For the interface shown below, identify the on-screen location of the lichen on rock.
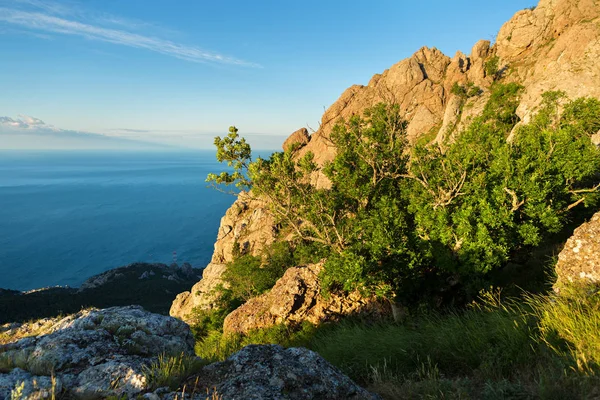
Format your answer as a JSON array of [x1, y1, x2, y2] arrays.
[[555, 211, 600, 290], [0, 306, 195, 399], [187, 344, 380, 400]]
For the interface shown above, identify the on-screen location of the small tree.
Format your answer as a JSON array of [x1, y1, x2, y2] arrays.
[[206, 126, 253, 191]]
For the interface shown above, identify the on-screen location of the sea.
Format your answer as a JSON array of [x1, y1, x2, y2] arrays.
[[0, 150, 242, 291]]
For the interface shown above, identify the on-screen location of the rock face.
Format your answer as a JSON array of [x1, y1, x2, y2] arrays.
[[496, 0, 600, 125], [190, 345, 379, 400], [555, 211, 600, 290], [0, 306, 194, 399], [292, 0, 600, 185], [223, 263, 387, 334], [283, 127, 311, 152], [170, 191, 277, 322]]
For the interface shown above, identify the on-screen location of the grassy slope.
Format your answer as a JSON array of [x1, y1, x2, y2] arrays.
[[191, 286, 600, 399]]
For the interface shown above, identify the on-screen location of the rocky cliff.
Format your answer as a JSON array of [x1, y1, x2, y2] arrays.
[[170, 192, 278, 320], [171, 0, 600, 325]]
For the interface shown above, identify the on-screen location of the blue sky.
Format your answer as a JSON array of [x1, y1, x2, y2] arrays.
[[0, 0, 535, 150]]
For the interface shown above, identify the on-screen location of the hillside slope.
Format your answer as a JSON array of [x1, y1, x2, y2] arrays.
[[171, 0, 600, 322]]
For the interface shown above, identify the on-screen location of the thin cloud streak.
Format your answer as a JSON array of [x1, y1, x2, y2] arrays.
[[0, 7, 261, 67]]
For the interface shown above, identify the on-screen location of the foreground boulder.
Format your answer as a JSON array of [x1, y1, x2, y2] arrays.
[[181, 345, 379, 400], [0, 306, 194, 399], [555, 211, 600, 290], [223, 263, 388, 334]]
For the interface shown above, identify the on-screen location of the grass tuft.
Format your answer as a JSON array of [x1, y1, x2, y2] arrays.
[[143, 353, 205, 391]]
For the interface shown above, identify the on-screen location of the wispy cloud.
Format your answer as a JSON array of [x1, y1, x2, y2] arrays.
[[0, 115, 56, 130], [0, 1, 260, 67], [0, 113, 176, 149]]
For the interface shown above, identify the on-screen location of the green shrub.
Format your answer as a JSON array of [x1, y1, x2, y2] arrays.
[[451, 82, 481, 99], [208, 88, 600, 308], [485, 55, 501, 80]]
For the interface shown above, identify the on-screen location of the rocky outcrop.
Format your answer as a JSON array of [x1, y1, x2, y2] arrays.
[[1, 308, 378, 399], [283, 127, 311, 152], [496, 0, 600, 126], [555, 211, 600, 290], [291, 0, 600, 180], [185, 345, 379, 400], [172, 0, 600, 324], [0, 306, 194, 399], [170, 191, 277, 322], [223, 263, 388, 334], [1, 263, 203, 324]]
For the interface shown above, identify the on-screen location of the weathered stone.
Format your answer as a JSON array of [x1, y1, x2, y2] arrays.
[[187, 345, 380, 400], [283, 127, 310, 152], [223, 263, 388, 335], [0, 306, 195, 399], [555, 211, 600, 290], [0, 368, 61, 400]]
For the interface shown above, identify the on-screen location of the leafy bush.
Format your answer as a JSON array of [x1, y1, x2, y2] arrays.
[[218, 240, 325, 309], [450, 82, 481, 99], [208, 87, 600, 307], [485, 55, 501, 80]]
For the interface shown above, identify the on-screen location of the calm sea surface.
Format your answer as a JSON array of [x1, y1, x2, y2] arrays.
[[0, 150, 236, 290]]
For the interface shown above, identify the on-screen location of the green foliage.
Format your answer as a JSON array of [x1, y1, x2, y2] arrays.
[[407, 85, 600, 296], [190, 286, 600, 399], [221, 254, 266, 302], [206, 126, 253, 191], [194, 322, 317, 362], [560, 97, 600, 135], [143, 353, 205, 391], [309, 288, 600, 399], [219, 240, 320, 307], [532, 285, 600, 374], [310, 299, 535, 381], [484, 55, 501, 80], [209, 87, 600, 305], [187, 306, 231, 340], [450, 82, 481, 99]]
